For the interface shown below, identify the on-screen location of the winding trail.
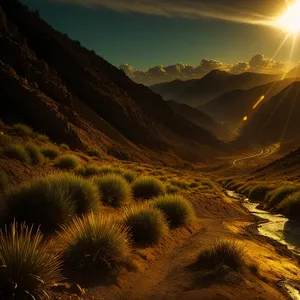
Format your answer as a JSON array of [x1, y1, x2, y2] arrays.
[[233, 149, 266, 166]]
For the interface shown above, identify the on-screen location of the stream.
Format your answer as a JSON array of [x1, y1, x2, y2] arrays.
[[226, 190, 300, 299]]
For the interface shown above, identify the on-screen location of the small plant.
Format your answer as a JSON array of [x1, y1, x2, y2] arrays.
[[154, 195, 195, 228], [123, 171, 137, 183], [132, 176, 165, 200], [248, 262, 259, 275], [0, 222, 62, 299], [278, 191, 300, 220], [196, 241, 245, 278], [54, 154, 80, 170], [4, 143, 30, 163], [123, 205, 168, 245], [93, 174, 131, 207], [87, 150, 101, 157], [60, 213, 130, 274], [41, 147, 60, 159], [0, 171, 8, 192], [13, 123, 33, 137], [166, 184, 180, 194], [59, 143, 70, 150], [36, 133, 50, 142], [25, 143, 44, 165]]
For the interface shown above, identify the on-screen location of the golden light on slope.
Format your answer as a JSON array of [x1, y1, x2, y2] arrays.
[[253, 95, 265, 109], [275, 0, 300, 35], [243, 116, 248, 122]]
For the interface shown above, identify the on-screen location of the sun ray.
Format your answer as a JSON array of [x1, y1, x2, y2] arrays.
[[272, 33, 290, 60]]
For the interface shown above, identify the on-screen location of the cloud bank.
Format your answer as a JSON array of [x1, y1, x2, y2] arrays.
[[120, 54, 293, 85]]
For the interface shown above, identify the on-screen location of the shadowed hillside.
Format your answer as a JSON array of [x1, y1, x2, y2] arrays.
[[0, 0, 229, 164], [151, 70, 281, 107]]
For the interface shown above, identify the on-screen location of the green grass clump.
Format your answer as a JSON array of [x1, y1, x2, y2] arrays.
[[166, 184, 180, 194], [87, 150, 101, 157], [123, 205, 168, 245], [75, 166, 86, 177], [25, 143, 44, 165], [84, 164, 102, 177], [169, 179, 190, 190], [249, 184, 275, 201], [41, 147, 60, 160], [278, 192, 300, 221], [36, 133, 50, 142], [5, 174, 100, 232], [0, 171, 8, 192], [60, 213, 130, 274], [98, 166, 123, 175], [196, 241, 245, 279], [132, 176, 165, 200], [13, 123, 33, 137], [59, 143, 70, 150], [54, 154, 80, 170], [123, 171, 137, 183], [266, 186, 300, 210], [0, 222, 62, 299], [4, 143, 30, 163], [93, 174, 131, 207], [154, 195, 195, 228]]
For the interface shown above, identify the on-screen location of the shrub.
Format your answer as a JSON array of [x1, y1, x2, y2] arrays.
[[87, 150, 101, 157], [0, 171, 8, 192], [132, 176, 165, 200], [5, 174, 100, 232], [278, 192, 300, 220], [196, 241, 245, 277], [166, 184, 180, 194], [36, 133, 50, 142], [41, 147, 60, 159], [25, 143, 44, 165], [154, 195, 195, 228], [59, 143, 70, 150], [93, 174, 131, 207], [0, 222, 62, 299], [123, 171, 137, 183], [123, 205, 168, 245], [13, 123, 33, 137], [60, 213, 130, 274], [267, 186, 300, 210], [249, 184, 275, 201], [4, 143, 30, 163], [54, 154, 80, 170], [169, 179, 190, 190], [84, 164, 102, 177]]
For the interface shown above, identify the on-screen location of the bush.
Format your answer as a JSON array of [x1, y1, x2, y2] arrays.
[[123, 171, 137, 183], [60, 213, 130, 274], [59, 143, 70, 150], [54, 154, 80, 170], [278, 192, 300, 220], [5, 174, 100, 232], [166, 184, 180, 194], [25, 143, 44, 165], [93, 174, 131, 207], [4, 143, 30, 163], [249, 184, 275, 201], [0, 171, 8, 192], [267, 186, 300, 210], [87, 150, 101, 157], [13, 123, 33, 137], [41, 147, 60, 159], [196, 241, 245, 277], [123, 205, 168, 245], [36, 133, 50, 142], [154, 195, 195, 228], [0, 222, 62, 299], [132, 176, 165, 200]]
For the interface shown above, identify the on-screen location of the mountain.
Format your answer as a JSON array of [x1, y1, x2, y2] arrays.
[[0, 0, 229, 164], [236, 82, 300, 145], [166, 100, 230, 139], [199, 78, 298, 128], [150, 70, 281, 107]]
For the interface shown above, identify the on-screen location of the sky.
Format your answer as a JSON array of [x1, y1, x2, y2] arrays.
[[20, 0, 300, 84]]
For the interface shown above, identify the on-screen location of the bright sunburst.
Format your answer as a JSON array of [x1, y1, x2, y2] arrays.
[[275, 0, 300, 35]]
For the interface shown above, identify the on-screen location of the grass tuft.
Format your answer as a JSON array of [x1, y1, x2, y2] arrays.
[[54, 154, 80, 170], [4, 143, 30, 163], [169, 179, 190, 190], [278, 191, 300, 221], [87, 150, 101, 157], [41, 147, 60, 160], [123, 171, 137, 183], [60, 213, 130, 274], [0, 222, 62, 299], [123, 205, 168, 245], [59, 143, 70, 150], [13, 123, 33, 137], [36, 133, 50, 142], [249, 184, 275, 201], [25, 143, 44, 165], [267, 185, 300, 210], [93, 174, 131, 207], [154, 195, 195, 228], [132, 176, 165, 200], [166, 184, 180, 194]]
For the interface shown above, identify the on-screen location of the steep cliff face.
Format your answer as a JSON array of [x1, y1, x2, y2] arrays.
[[0, 1, 228, 164]]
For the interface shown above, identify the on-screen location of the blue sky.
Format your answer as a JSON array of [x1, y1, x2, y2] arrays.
[[21, 0, 299, 70]]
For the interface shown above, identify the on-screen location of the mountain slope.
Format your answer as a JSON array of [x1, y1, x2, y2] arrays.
[[199, 78, 298, 127], [167, 100, 230, 139], [151, 70, 281, 107], [0, 1, 228, 164], [236, 82, 300, 145]]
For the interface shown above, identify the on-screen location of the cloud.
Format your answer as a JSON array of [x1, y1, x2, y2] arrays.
[[52, 0, 283, 28], [121, 54, 293, 85]]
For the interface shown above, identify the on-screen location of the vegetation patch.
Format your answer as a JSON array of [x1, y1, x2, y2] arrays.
[[59, 143, 70, 150], [154, 195, 195, 228], [36, 133, 50, 142], [0, 222, 62, 299], [4, 143, 30, 163], [13, 123, 33, 137], [41, 147, 60, 160], [87, 150, 101, 157], [166, 184, 180, 194], [93, 174, 131, 207], [278, 191, 300, 221], [25, 143, 44, 165], [123, 205, 168, 245], [249, 184, 275, 201], [54, 154, 80, 170], [132, 176, 165, 200], [267, 185, 300, 210], [169, 179, 190, 190], [123, 171, 137, 183], [60, 213, 130, 274]]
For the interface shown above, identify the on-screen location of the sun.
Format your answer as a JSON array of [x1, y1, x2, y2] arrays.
[[275, 0, 300, 35]]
